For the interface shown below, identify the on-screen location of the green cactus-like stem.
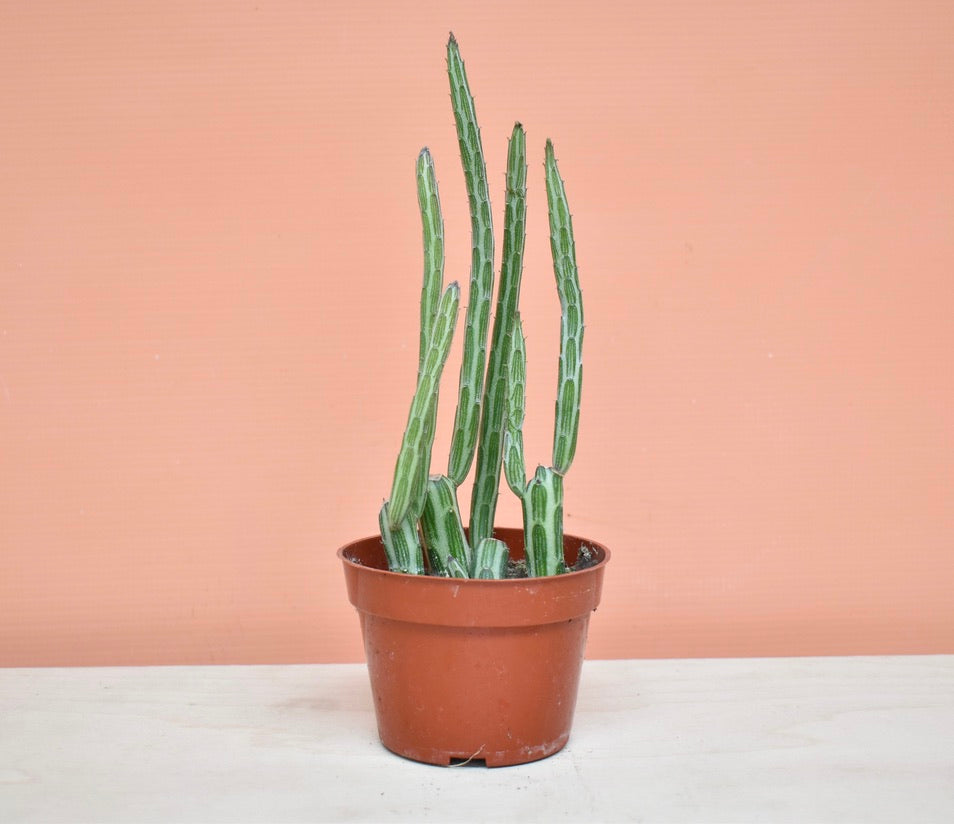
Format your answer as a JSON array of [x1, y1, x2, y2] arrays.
[[470, 122, 527, 547], [473, 537, 510, 579], [420, 474, 471, 576], [503, 315, 527, 496], [523, 465, 566, 577], [388, 282, 460, 529], [446, 34, 494, 486], [379, 501, 425, 575], [417, 390, 439, 522], [416, 148, 444, 371], [445, 555, 469, 578], [545, 140, 583, 475], [416, 148, 445, 508]]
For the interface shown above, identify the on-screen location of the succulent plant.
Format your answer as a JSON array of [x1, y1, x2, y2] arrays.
[[380, 34, 582, 578]]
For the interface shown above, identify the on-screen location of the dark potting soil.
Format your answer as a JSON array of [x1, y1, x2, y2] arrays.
[[362, 541, 601, 578], [504, 544, 599, 578], [568, 543, 600, 572]]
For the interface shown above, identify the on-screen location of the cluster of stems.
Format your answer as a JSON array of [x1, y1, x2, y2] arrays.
[[380, 35, 582, 579]]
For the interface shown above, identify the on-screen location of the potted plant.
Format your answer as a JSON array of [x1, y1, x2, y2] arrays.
[[338, 34, 609, 767]]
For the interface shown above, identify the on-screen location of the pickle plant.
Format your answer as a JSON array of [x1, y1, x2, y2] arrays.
[[380, 34, 582, 579]]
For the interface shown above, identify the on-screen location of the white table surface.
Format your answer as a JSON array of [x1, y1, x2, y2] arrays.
[[1, 656, 952, 823]]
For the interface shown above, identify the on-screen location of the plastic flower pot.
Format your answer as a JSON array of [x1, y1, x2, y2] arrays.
[[339, 527, 609, 767]]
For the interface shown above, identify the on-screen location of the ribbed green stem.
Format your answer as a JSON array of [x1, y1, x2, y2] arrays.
[[416, 148, 444, 512], [379, 501, 424, 575], [417, 391, 438, 522], [503, 315, 527, 496], [473, 537, 510, 580], [545, 140, 583, 475], [388, 283, 460, 529], [470, 123, 527, 547], [522, 465, 566, 577], [446, 555, 469, 578], [416, 148, 444, 370], [446, 34, 494, 486], [420, 474, 471, 576], [380, 39, 584, 580]]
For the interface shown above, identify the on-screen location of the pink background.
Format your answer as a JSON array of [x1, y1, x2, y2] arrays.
[[2, 1, 952, 665]]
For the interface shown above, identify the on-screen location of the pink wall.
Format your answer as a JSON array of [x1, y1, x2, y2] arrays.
[[2, 1, 952, 665]]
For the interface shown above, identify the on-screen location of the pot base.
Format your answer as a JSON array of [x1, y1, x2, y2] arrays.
[[384, 734, 569, 768]]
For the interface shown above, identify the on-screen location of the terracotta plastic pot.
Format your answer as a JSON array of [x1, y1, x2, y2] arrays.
[[338, 527, 609, 767]]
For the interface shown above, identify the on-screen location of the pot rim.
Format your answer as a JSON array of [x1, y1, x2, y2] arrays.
[[337, 527, 611, 584], [338, 527, 609, 627]]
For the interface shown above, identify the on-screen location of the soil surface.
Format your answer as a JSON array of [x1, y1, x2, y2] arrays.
[[360, 540, 601, 578], [504, 544, 600, 578]]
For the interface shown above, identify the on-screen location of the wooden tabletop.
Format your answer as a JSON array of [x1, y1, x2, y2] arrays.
[[2, 656, 952, 822]]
